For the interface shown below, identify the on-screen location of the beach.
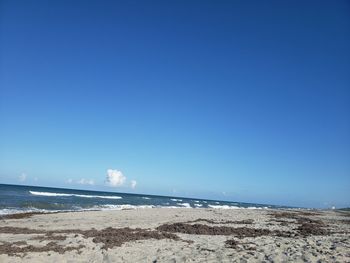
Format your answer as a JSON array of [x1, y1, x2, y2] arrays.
[[2, 0, 350, 261], [0, 208, 349, 262]]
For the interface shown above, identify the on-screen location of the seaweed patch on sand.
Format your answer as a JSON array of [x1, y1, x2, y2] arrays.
[[81, 227, 180, 249], [225, 239, 239, 249], [156, 222, 292, 238], [0, 226, 183, 255], [0, 241, 84, 256], [268, 211, 330, 237], [0, 212, 46, 220], [185, 218, 254, 225]]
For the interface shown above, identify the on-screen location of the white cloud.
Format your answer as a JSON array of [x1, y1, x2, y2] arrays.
[[77, 178, 95, 185], [34, 177, 38, 182], [106, 169, 126, 187], [66, 178, 73, 184], [18, 173, 27, 182], [130, 180, 137, 189]]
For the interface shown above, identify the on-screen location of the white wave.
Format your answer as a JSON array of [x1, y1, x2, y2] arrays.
[[194, 204, 203, 207], [29, 191, 71, 197], [215, 202, 220, 204], [208, 205, 240, 209], [194, 200, 200, 203], [171, 198, 182, 202], [177, 203, 191, 208], [141, 197, 151, 200], [29, 191, 122, 199]]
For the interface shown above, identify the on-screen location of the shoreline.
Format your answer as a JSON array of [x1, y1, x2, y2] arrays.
[[1, 208, 349, 262]]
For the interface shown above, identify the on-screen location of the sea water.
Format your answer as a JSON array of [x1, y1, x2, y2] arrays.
[[0, 184, 286, 215]]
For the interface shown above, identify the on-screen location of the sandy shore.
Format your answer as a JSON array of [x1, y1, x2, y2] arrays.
[[0, 208, 349, 262]]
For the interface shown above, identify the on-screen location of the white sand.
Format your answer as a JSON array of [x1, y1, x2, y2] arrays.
[[0, 208, 349, 262]]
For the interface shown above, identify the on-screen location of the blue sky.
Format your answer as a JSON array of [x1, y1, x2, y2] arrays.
[[0, 0, 349, 208]]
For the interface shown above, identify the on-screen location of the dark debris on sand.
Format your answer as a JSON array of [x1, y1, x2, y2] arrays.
[[156, 222, 292, 238], [0, 227, 44, 235], [185, 218, 254, 225], [225, 239, 239, 249], [0, 226, 183, 254], [0, 212, 46, 220], [82, 227, 180, 249], [296, 223, 330, 237], [157, 210, 333, 240], [0, 241, 84, 256], [269, 211, 331, 237], [31, 234, 67, 241]]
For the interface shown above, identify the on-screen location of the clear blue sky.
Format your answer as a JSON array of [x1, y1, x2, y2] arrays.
[[1, 0, 349, 208]]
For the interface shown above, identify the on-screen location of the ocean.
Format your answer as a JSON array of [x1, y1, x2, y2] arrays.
[[0, 184, 286, 215]]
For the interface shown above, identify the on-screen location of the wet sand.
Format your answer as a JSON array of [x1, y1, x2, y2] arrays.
[[0, 208, 349, 262]]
